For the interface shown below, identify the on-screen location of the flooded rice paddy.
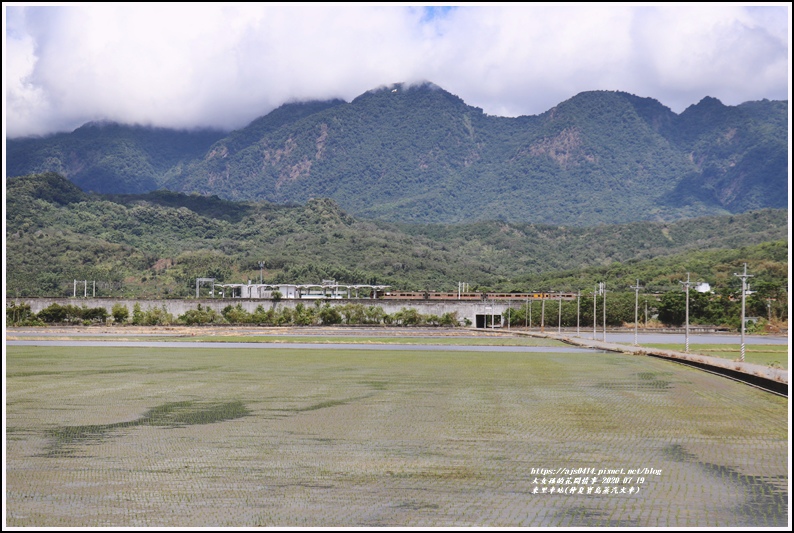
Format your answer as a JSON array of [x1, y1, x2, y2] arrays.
[[5, 341, 788, 527]]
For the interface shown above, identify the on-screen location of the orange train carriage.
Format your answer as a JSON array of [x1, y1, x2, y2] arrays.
[[381, 291, 578, 301]]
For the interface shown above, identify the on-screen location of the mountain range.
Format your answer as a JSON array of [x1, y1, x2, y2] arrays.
[[6, 82, 788, 226]]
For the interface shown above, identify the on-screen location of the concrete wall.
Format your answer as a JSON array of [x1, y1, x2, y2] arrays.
[[10, 297, 512, 327]]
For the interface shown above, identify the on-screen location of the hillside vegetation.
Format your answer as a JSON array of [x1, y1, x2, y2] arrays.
[[6, 174, 787, 322], [7, 122, 225, 195], [7, 83, 788, 226]]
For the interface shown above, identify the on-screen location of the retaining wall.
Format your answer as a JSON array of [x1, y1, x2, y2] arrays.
[[9, 297, 511, 326]]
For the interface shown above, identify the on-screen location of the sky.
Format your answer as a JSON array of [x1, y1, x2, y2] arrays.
[[3, 3, 791, 138]]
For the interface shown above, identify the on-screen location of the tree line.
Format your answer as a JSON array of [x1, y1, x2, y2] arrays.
[[500, 284, 785, 332], [6, 174, 788, 302], [8, 279, 785, 332]]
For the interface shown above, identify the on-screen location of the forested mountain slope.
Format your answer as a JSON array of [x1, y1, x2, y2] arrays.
[[7, 83, 787, 226], [6, 173, 788, 299]]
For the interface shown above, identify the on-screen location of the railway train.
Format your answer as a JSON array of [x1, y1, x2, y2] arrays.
[[381, 291, 579, 301]]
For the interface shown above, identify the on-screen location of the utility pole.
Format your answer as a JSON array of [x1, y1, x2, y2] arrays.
[[558, 292, 562, 334], [529, 300, 532, 331], [602, 282, 606, 343], [593, 284, 598, 340], [679, 273, 693, 353], [630, 279, 642, 346], [541, 297, 545, 333], [525, 298, 528, 329], [258, 261, 265, 284], [734, 263, 753, 362], [576, 290, 580, 337]]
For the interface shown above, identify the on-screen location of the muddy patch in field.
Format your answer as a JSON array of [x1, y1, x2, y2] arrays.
[[41, 400, 250, 457], [595, 371, 674, 392], [662, 444, 787, 527]]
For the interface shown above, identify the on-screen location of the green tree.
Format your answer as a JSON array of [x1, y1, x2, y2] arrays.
[[142, 305, 175, 325], [180, 303, 224, 325], [132, 303, 144, 325], [365, 305, 387, 324], [6, 301, 42, 326], [746, 280, 786, 321], [318, 304, 342, 325], [393, 308, 422, 326], [424, 314, 440, 326], [339, 303, 366, 325], [293, 302, 316, 325], [439, 311, 459, 326], [82, 306, 108, 323], [251, 305, 275, 325], [604, 292, 638, 326], [657, 291, 686, 326], [37, 303, 69, 323], [112, 303, 129, 324], [275, 307, 294, 325], [222, 304, 252, 324]]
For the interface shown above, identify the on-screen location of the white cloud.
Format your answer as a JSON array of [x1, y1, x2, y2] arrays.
[[3, 4, 790, 137], [5, 18, 50, 131], [626, 5, 790, 110]]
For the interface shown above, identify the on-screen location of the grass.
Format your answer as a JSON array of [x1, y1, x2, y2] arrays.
[[164, 334, 567, 346], [638, 343, 789, 369], [6, 332, 568, 347], [6, 344, 788, 527]]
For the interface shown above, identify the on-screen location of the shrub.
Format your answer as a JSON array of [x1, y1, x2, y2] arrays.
[[222, 304, 252, 324], [37, 303, 69, 323], [81, 306, 108, 323], [439, 311, 459, 327], [6, 302, 43, 326], [112, 303, 130, 324], [339, 303, 366, 325], [251, 305, 275, 325], [318, 304, 342, 325], [293, 303, 317, 325], [133, 305, 175, 326], [365, 306, 387, 324], [180, 304, 225, 325], [37, 303, 107, 324], [132, 303, 144, 325], [275, 307, 294, 325], [393, 308, 422, 326]]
